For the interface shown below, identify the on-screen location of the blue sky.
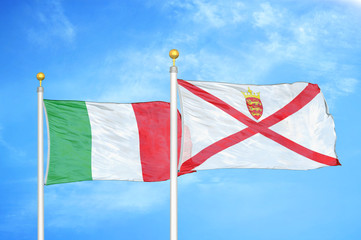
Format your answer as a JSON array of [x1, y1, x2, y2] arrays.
[[1, 0, 361, 239]]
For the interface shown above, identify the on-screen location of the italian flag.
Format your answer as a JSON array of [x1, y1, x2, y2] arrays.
[[44, 100, 181, 185]]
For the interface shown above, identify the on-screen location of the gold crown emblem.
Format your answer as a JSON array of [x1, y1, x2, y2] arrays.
[[241, 87, 260, 99]]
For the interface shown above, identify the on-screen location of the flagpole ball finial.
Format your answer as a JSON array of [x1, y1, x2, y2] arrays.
[[169, 49, 179, 66], [36, 72, 45, 87]]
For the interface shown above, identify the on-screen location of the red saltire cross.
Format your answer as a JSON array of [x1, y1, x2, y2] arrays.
[[177, 79, 340, 174]]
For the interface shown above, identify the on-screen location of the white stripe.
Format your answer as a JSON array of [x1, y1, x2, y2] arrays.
[[86, 102, 143, 181]]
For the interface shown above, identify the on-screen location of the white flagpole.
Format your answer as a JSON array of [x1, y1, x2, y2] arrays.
[[169, 49, 179, 240], [37, 72, 45, 240]]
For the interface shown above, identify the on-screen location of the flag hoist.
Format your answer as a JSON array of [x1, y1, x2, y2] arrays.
[[37, 72, 45, 240], [169, 49, 179, 240]]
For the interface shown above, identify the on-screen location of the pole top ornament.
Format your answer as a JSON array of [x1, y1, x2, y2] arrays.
[[169, 49, 179, 66], [37, 72, 45, 87]]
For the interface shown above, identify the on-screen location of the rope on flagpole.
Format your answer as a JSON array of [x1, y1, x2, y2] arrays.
[[37, 72, 45, 240], [169, 49, 179, 240]]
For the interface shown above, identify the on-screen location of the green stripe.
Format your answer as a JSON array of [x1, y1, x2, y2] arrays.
[[44, 100, 92, 185]]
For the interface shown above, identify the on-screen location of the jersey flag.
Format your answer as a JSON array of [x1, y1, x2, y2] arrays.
[[44, 100, 181, 185], [177, 79, 340, 174]]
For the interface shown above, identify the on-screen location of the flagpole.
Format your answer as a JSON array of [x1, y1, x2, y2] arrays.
[[169, 49, 179, 240], [37, 72, 45, 240]]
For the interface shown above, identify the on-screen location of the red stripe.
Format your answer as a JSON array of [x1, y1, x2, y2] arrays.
[[259, 128, 341, 166], [178, 79, 257, 129], [178, 80, 339, 173], [260, 84, 320, 128], [180, 128, 257, 173], [132, 102, 182, 182]]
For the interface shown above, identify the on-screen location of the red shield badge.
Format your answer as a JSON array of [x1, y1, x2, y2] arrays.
[[242, 88, 263, 120]]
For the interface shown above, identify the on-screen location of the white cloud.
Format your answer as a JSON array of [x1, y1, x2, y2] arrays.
[[0, 179, 169, 232], [45, 181, 168, 228], [320, 78, 359, 109], [27, 0, 75, 45], [334, 78, 358, 94], [164, 0, 246, 28], [0, 175, 184, 233], [241, 2, 361, 85], [192, 0, 245, 27], [333, 0, 361, 7], [329, 78, 358, 95], [0, 201, 36, 233], [178, 172, 202, 187], [42, 45, 175, 103], [253, 2, 283, 27], [93, 47, 171, 103], [0, 126, 26, 158], [46, 1, 360, 109], [87, 1, 359, 94]]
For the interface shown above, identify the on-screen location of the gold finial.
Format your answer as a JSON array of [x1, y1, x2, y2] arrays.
[[36, 72, 45, 87], [169, 49, 179, 66]]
